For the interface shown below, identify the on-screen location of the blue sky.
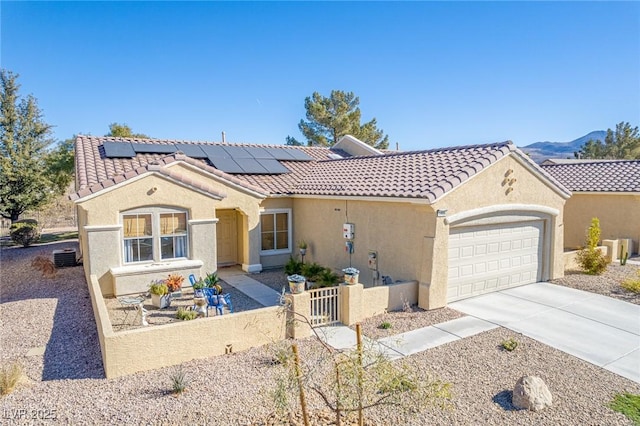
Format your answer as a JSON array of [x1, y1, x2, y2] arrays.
[[2, 1, 638, 151]]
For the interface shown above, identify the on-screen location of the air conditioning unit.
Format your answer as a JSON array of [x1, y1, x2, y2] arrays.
[[53, 249, 77, 267]]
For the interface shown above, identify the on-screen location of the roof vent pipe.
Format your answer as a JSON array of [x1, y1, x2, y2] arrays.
[[222, 131, 226, 143]]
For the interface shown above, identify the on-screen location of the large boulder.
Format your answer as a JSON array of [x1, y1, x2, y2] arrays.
[[512, 375, 552, 411]]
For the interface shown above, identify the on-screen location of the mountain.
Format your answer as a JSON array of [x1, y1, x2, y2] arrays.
[[519, 131, 606, 163]]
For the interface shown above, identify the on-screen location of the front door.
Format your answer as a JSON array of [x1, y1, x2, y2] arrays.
[[216, 210, 238, 266]]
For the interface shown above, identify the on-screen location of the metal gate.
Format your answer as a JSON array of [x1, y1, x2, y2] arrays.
[[308, 286, 341, 327]]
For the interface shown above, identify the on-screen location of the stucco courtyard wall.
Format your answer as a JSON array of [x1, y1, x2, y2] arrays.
[[563, 193, 640, 253], [88, 275, 286, 378]]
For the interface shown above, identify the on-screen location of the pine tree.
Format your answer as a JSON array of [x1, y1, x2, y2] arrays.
[[297, 90, 389, 149]]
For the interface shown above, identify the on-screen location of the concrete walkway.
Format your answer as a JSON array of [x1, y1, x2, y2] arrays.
[[218, 268, 282, 307], [316, 315, 498, 361]]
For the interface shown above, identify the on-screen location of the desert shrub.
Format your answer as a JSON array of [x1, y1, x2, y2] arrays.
[[621, 270, 640, 294], [0, 361, 23, 395], [175, 307, 198, 321], [301, 262, 325, 282], [609, 392, 640, 424], [378, 321, 392, 330], [169, 365, 189, 395], [500, 337, 518, 352], [576, 218, 609, 275], [9, 220, 40, 247]]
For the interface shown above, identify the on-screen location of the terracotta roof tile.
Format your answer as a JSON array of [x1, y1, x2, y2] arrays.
[[541, 160, 640, 192], [72, 136, 566, 203]]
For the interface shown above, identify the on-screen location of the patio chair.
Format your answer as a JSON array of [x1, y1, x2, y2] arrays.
[[189, 274, 197, 286], [117, 294, 147, 326], [201, 287, 224, 316], [221, 293, 233, 313]]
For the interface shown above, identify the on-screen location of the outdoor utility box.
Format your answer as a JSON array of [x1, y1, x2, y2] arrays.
[[53, 249, 77, 267], [343, 223, 355, 239]]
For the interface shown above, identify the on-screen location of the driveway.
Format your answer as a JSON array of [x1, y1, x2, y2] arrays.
[[449, 282, 640, 383]]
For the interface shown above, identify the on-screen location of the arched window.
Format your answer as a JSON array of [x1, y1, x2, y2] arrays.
[[122, 207, 188, 263]]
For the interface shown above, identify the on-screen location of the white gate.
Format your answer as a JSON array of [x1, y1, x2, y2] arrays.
[[308, 287, 341, 327]]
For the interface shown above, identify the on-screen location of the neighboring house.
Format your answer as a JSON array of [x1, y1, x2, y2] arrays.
[[72, 135, 569, 309], [541, 159, 640, 253]]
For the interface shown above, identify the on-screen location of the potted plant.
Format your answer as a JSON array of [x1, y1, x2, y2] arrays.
[[192, 278, 206, 298], [287, 274, 306, 294], [342, 267, 360, 285], [204, 272, 219, 288], [165, 273, 185, 298], [298, 240, 308, 257], [149, 280, 171, 309]]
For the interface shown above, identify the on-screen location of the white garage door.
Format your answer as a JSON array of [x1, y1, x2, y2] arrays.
[[447, 221, 543, 302]]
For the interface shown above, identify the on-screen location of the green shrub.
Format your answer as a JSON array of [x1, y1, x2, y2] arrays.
[[149, 281, 169, 295], [576, 218, 609, 275], [176, 307, 198, 321], [316, 269, 340, 288], [609, 392, 640, 424], [284, 256, 303, 276], [9, 220, 40, 247], [0, 361, 23, 395], [500, 337, 518, 352], [302, 262, 325, 282], [621, 271, 640, 294], [378, 321, 392, 330]]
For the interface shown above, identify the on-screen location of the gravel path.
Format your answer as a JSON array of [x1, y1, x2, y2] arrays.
[[1, 244, 639, 425]]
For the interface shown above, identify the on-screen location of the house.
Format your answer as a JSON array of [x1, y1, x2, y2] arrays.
[[541, 159, 640, 254], [72, 135, 569, 309]]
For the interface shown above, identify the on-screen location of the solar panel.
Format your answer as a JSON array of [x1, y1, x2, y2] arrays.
[[132, 143, 177, 154], [265, 147, 297, 161], [175, 143, 207, 158], [221, 146, 253, 159], [102, 142, 136, 158], [286, 149, 313, 161], [235, 158, 269, 174], [201, 145, 231, 159], [257, 159, 290, 173], [207, 157, 245, 173], [245, 147, 276, 159]]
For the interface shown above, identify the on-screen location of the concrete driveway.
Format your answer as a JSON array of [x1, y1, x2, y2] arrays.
[[449, 283, 640, 383]]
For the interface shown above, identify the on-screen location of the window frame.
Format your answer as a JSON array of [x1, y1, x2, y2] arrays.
[[259, 208, 292, 255], [121, 207, 189, 264]]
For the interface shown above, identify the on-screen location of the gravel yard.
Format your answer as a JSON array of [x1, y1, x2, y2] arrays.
[[551, 261, 640, 305], [1, 242, 639, 425]]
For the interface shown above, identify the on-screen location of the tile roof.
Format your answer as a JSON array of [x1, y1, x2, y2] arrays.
[[541, 160, 640, 192], [294, 142, 520, 202], [74, 136, 566, 203]]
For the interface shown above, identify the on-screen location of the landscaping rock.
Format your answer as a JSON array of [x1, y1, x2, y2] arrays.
[[512, 375, 552, 411]]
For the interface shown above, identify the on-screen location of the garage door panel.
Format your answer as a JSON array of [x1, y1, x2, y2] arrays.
[[447, 221, 543, 302]]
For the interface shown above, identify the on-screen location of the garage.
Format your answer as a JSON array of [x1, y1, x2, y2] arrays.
[[447, 220, 544, 302]]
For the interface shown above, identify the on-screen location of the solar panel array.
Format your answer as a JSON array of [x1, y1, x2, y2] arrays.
[[101, 141, 313, 174]]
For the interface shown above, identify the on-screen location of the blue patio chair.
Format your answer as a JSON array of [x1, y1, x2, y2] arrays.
[[201, 287, 224, 316], [221, 293, 233, 313], [189, 274, 197, 286]]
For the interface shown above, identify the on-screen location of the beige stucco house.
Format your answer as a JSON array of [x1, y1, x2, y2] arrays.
[[541, 159, 640, 255], [72, 135, 570, 309]]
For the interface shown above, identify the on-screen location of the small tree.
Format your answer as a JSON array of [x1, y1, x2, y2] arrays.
[[576, 217, 609, 275], [269, 302, 451, 425]]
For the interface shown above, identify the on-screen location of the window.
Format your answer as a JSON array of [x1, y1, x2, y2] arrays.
[[260, 209, 291, 254], [122, 208, 188, 263]]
